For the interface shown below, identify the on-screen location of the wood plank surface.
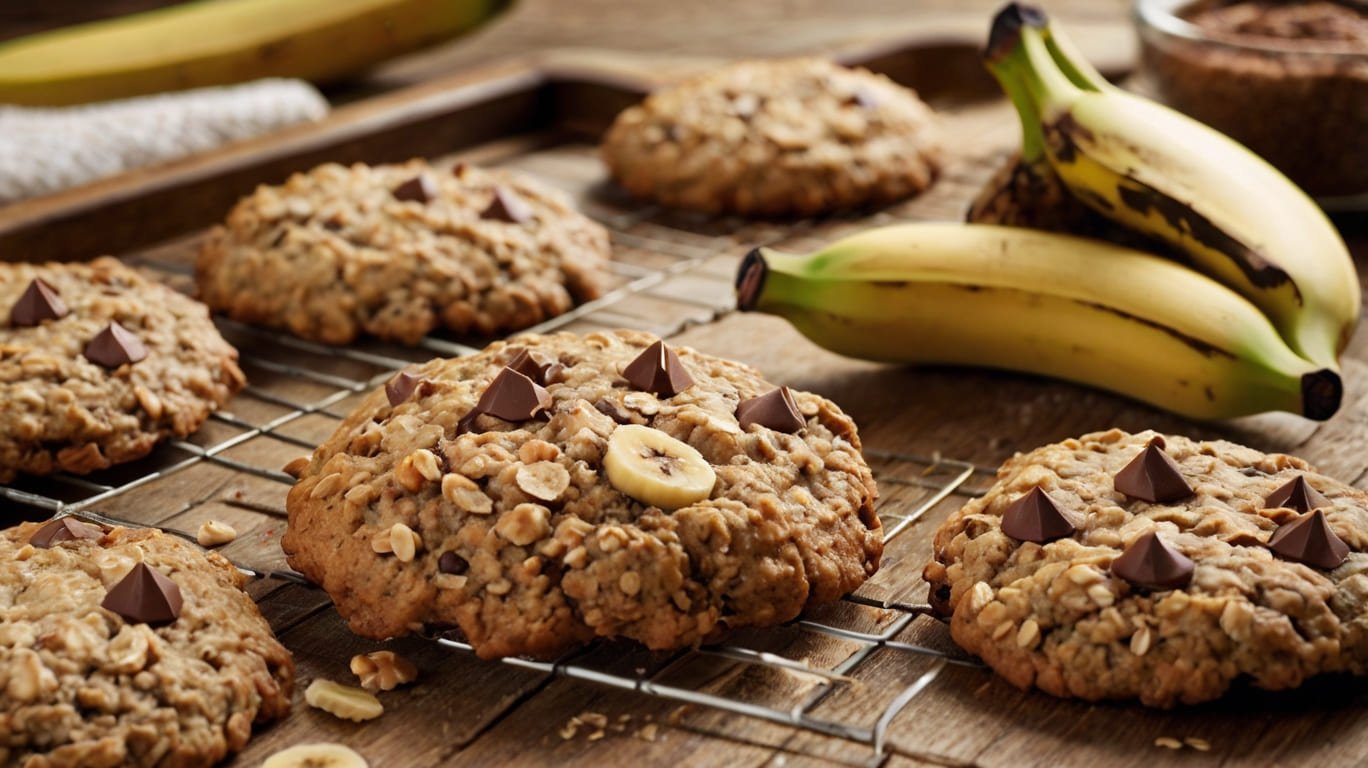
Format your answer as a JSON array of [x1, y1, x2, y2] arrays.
[[6, 1, 1368, 767]]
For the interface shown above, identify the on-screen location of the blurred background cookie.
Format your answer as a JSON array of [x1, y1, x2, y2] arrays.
[[195, 160, 613, 345], [601, 57, 942, 217]]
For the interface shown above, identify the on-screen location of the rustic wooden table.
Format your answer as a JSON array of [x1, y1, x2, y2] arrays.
[[6, 1, 1368, 767]]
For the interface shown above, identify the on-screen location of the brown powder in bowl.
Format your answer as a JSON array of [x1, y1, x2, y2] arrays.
[[1139, 0, 1368, 198]]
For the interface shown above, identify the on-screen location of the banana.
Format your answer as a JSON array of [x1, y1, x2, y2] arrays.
[[304, 678, 384, 722], [984, 3, 1359, 370], [0, 0, 504, 106], [604, 424, 716, 510], [262, 743, 369, 768], [734, 222, 1341, 421], [966, 151, 1156, 252]]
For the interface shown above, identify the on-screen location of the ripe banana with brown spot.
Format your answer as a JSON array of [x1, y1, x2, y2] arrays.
[[735, 222, 1341, 421], [984, 3, 1359, 371]]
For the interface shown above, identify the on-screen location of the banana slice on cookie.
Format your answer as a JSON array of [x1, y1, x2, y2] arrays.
[[604, 424, 715, 510], [262, 742, 369, 768]]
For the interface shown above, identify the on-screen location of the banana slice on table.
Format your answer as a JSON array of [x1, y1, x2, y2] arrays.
[[261, 742, 369, 768], [304, 678, 384, 722], [604, 424, 715, 510]]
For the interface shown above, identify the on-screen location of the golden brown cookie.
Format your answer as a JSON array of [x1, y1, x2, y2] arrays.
[[282, 330, 881, 658], [602, 58, 941, 217], [0, 522, 293, 766], [195, 160, 613, 345], [924, 429, 1368, 707], [0, 257, 245, 482]]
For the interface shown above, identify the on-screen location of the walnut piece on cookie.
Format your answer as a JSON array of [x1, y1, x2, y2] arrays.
[[923, 429, 1368, 707], [282, 330, 882, 659], [195, 160, 614, 345], [0, 257, 245, 482], [601, 57, 941, 217], [0, 522, 293, 767]]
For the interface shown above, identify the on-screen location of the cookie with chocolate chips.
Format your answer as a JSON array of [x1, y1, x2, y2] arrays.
[[0, 521, 293, 767], [0, 257, 245, 482], [195, 159, 614, 345], [281, 330, 881, 658], [601, 58, 942, 217], [923, 429, 1368, 707]]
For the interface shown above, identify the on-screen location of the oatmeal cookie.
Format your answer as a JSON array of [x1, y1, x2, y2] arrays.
[[195, 160, 613, 345], [0, 258, 245, 482], [601, 57, 941, 217], [0, 521, 293, 767], [923, 429, 1368, 707], [282, 330, 881, 659]]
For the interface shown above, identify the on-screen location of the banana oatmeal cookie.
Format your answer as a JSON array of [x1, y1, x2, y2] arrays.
[[0, 257, 245, 482], [195, 160, 613, 345], [282, 330, 881, 658], [0, 521, 293, 767], [923, 429, 1368, 707], [601, 57, 942, 217]]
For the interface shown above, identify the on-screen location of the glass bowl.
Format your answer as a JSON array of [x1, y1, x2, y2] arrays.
[[1134, 0, 1368, 200]]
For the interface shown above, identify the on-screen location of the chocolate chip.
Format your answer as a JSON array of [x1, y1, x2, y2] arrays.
[[455, 411, 482, 436], [10, 278, 69, 327], [1264, 475, 1330, 513], [1268, 509, 1350, 569], [451, 162, 469, 178], [29, 517, 104, 548], [543, 362, 566, 385], [1000, 487, 1075, 543], [459, 367, 553, 434], [1110, 531, 1194, 590], [392, 173, 437, 203], [84, 321, 147, 368], [736, 386, 804, 432], [623, 341, 693, 397], [1113, 437, 1193, 503], [438, 551, 469, 575], [386, 371, 422, 407], [100, 562, 183, 625], [507, 348, 554, 385], [481, 186, 534, 224]]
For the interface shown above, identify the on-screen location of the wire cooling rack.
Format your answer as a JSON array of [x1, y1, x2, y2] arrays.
[[2, 198, 997, 766]]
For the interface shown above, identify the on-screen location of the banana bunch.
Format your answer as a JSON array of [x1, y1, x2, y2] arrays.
[[974, 3, 1358, 371], [734, 5, 1358, 422]]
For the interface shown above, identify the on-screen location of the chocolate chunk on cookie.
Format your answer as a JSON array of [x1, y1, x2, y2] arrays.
[[0, 523, 293, 766], [602, 58, 941, 217], [282, 330, 881, 659], [195, 160, 614, 345], [923, 429, 1368, 707], [0, 258, 245, 482]]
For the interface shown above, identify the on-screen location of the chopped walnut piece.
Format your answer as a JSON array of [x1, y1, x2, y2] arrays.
[[350, 650, 418, 691]]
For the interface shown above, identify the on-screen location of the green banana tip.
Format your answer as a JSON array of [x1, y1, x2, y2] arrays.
[[1302, 369, 1343, 421], [985, 3, 1048, 62], [735, 247, 769, 312]]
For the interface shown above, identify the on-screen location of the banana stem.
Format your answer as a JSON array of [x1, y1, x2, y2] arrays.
[[735, 248, 769, 312], [986, 4, 1081, 119], [985, 59, 1047, 162]]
